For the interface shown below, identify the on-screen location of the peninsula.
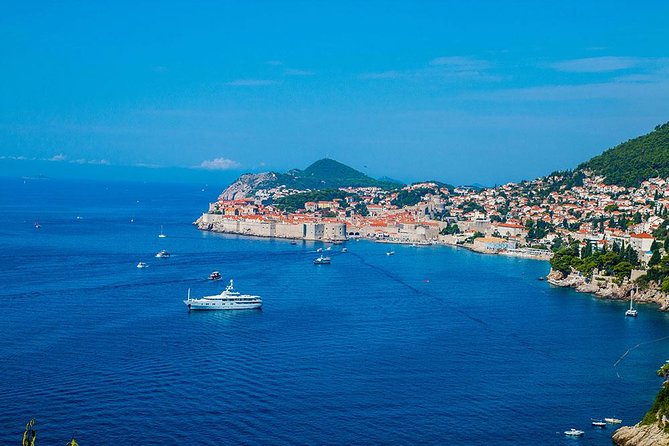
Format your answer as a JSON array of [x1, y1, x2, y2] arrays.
[[196, 122, 669, 308]]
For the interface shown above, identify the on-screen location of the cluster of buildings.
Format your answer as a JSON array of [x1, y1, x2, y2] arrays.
[[196, 172, 669, 263]]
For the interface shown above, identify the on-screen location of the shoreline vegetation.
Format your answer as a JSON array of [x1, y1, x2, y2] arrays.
[[613, 371, 669, 446]]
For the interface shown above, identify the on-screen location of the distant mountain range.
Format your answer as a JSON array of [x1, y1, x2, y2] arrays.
[[220, 158, 402, 200]]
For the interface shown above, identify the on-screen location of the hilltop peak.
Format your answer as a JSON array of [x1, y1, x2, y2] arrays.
[[219, 158, 401, 200]]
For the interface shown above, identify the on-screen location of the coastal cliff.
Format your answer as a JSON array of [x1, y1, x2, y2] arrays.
[[220, 172, 278, 200], [546, 269, 669, 311], [613, 382, 669, 446], [613, 424, 669, 446]]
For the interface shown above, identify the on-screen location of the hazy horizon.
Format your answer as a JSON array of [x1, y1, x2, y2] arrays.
[[2, 2, 669, 185]]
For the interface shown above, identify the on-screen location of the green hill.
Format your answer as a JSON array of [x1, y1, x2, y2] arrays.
[[220, 158, 403, 199], [277, 158, 398, 189], [577, 122, 669, 187]]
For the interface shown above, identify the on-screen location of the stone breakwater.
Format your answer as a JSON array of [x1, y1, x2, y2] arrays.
[[546, 270, 669, 311]]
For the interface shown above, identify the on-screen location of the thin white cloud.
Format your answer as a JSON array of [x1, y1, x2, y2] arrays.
[[1, 153, 111, 165], [72, 158, 110, 165], [359, 70, 403, 80], [199, 157, 240, 170], [225, 79, 279, 86], [549, 56, 640, 73], [49, 153, 67, 161], [429, 56, 492, 71], [467, 77, 669, 102], [360, 56, 497, 82], [284, 68, 315, 76]]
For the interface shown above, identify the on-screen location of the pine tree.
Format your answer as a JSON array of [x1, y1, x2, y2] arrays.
[[649, 249, 661, 267]]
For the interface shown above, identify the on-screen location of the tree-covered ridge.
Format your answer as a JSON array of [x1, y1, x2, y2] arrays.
[[550, 241, 638, 282], [577, 122, 669, 187], [641, 381, 669, 432]]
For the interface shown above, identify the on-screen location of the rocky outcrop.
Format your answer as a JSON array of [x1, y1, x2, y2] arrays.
[[546, 269, 669, 311], [613, 424, 669, 446], [219, 172, 278, 200]]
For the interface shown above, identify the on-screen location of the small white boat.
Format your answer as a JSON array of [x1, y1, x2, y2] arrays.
[[386, 250, 395, 256], [34, 220, 41, 229], [564, 428, 584, 437], [325, 246, 331, 251], [604, 418, 622, 424], [316, 247, 323, 253], [136, 262, 148, 269], [208, 271, 222, 280], [155, 249, 170, 258], [158, 225, 167, 238], [183, 280, 261, 311], [591, 420, 606, 428], [341, 247, 348, 253], [314, 255, 331, 265], [625, 294, 638, 317]]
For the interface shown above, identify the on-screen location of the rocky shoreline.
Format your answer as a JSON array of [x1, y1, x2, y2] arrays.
[[546, 269, 669, 312], [613, 424, 669, 446]]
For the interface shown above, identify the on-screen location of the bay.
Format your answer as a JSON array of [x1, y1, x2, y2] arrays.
[[1, 177, 667, 445]]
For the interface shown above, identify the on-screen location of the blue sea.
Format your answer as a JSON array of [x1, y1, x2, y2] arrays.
[[1, 177, 668, 445]]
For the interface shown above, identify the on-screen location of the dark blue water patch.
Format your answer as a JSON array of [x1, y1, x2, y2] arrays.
[[0, 177, 668, 445]]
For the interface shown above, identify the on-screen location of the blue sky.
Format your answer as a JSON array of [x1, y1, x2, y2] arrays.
[[1, 1, 668, 185]]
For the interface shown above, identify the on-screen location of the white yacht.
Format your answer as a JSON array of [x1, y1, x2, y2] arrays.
[[604, 418, 622, 424], [386, 250, 395, 256], [314, 255, 331, 265], [136, 262, 148, 269], [183, 280, 261, 311], [155, 249, 170, 258], [564, 428, 584, 437], [592, 420, 606, 428], [625, 294, 638, 317]]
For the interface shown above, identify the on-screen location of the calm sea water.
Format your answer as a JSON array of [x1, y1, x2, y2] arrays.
[[1, 177, 668, 445]]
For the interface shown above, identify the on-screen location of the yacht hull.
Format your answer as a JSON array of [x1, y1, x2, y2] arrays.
[[183, 299, 262, 310]]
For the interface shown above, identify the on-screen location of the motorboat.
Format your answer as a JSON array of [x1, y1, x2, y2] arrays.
[[155, 249, 170, 258], [136, 262, 148, 269], [341, 247, 348, 253], [208, 271, 222, 280], [386, 250, 395, 256], [604, 418, 622, 424], [158, 225, 167, 238], [591, 420, 606, 428], [316, 247, 323, 253], [183, 280, 261, 311], [314, 255, 331, 265], [564, 429, 584, 437]]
